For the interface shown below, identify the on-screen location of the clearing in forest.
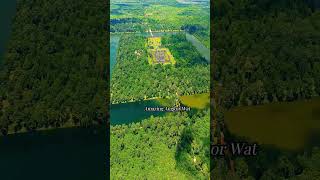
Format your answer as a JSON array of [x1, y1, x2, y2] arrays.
[[147, 37, 175, 65]]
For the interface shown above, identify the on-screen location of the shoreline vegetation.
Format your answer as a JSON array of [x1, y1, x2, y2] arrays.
[[213, 0, 320, 179], [0, 0, 107, 136], [111, 29, 184, 34], [110, 92, 210, 111], [111, 109, 210, 179], [2, 122, 103, 137], [3, 122, 77, 136], [3, 118, 102, 136]]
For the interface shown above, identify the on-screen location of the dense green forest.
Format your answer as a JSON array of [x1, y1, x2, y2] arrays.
[[212, 147, 320, 179], [110, 0, 210, 48], [213, 0, 320, 179], [111, 33, 209, 104], [0, 0, 107, 135], [211, 0, 320, 179], [111, 110, 210, 179], [214, 0, 320, 108]]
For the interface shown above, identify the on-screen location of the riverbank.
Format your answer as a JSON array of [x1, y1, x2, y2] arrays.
[[2, 117, 104, 136], [110, 92, 209, 125], [1, 120, 78, 136], [110, 29, 184, 34], [111, 92, 209, 106]]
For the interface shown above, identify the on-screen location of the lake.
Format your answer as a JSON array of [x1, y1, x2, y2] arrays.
[[0, 127, 107, 180], [110, 93, 209, 125], [0, 0, 16, 65], [225, 98, 320, 151], [111, 100, 166, 125]]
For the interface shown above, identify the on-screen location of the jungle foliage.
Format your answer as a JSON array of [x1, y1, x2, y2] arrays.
[[110, 0, 210, 47], [111, 33, 209, 104], [111, 110, 210, 179], [0, 0, 108, 135], [212, 0, 320, 179]]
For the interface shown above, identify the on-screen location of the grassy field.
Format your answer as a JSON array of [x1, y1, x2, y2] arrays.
[[147, 37, 161, 48], [180, 93, 209, 109], [225, 97, 320, 151], [146, 37, 176, 65]]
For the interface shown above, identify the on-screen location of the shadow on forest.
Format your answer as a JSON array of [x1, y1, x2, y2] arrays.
[[175, 127, 196, 175]]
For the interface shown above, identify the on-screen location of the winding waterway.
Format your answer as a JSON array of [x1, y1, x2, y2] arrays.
[[0, 0, 17, 65]]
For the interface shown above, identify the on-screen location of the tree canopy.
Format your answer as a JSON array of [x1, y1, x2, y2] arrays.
[[213, 0, 320, 179], [111, 110, 210, 179], [0, 0, 108, 135], [111, 33, 209, 104]]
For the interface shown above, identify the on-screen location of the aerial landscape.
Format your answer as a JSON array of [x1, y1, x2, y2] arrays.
[[213, 0, 320, 179], [110, 0, 210, 178], [3, 0, 320, 179]]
